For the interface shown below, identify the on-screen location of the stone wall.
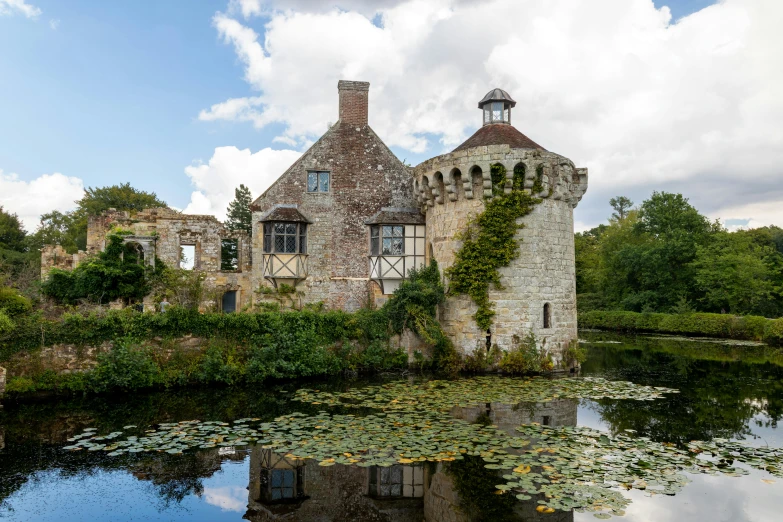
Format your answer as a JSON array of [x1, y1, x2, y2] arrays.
[[0, 365, 6, 397], [413, 144, 588, 361], [40, 245, 85, 280], [251, 81, 418, 312]]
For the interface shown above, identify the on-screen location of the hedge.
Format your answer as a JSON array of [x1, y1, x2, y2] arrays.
[[579, 310, 783, 346], [0, 306, 388, 361]]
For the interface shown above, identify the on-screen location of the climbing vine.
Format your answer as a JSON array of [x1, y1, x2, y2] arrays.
[[445, 163, 545, 330]]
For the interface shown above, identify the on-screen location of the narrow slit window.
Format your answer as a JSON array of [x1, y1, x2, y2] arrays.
[[180, 244, 195, 270], [544, 303, 552, 329]]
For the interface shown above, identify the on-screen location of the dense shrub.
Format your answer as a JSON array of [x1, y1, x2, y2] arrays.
[[90, 339, 162, 392], [498, 333, 553, 374], [765, 319, 783, 346], [580, 310, 780, 345], [0, 309, 13, 336], [0, 286, 32, 317]]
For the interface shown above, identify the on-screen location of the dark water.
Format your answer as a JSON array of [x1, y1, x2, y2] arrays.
[[2, 331, 783, 521]]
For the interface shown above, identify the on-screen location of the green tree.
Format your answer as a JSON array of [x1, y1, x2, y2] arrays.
[[609, 196, 634, 221], [693, 230, 783, 316], [29, 183, 167, 254], [225, 184, 253, 235], [0, 206, 27, 252]]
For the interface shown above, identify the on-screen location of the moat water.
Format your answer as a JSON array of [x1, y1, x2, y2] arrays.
[[2, 331, 783, 521]]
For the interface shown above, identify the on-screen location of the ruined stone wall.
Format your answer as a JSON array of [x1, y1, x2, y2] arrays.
[[40, 245, 85, 280], [46, 207, 252, 311], [251, 82, 417, 312], [413, 144, 588, 361]]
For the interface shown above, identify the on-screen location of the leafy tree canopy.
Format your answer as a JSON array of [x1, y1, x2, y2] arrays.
[[0, 206, 27, 252], [576, 192, 783, 317], [29, 183, 167, 254], [609, 196, 633, 221]]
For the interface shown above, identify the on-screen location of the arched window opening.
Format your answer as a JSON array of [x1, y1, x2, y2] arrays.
[[434, 172, 445, 203], [513, 163, 526, 191], [450, 168, 463, 200], [470, 166, 483, 196], [543, 303, 552, 329], [490, 163, 506, 196]]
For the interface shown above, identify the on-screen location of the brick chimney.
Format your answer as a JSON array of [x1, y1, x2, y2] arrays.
[[338, 80, 370, 126]]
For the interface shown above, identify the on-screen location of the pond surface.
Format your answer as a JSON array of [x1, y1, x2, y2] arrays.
[[2, 331, 783, 521]]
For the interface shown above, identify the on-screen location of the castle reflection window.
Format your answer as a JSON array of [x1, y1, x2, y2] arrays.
[[368, 465, 424, 498], [270, 469, 296, 500], [263, 223, 307, 254]]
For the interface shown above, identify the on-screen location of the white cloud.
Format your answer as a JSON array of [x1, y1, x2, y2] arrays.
[[202, 0, 783, 229], [0, 169, 84, 231], [183, 146, 301, 220], [49, 18, 59, 30], [202, 486, 247, 512], [0, 0, 41, 18]]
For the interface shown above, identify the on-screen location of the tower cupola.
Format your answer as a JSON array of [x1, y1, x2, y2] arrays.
[[478, 88, 515, 125]]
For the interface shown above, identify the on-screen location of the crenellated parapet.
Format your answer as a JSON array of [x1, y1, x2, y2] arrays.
[[412, 144, 588, 212]]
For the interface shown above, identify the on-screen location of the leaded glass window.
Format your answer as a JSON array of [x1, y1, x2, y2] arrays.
[[263, 222, 307, 254], [307, 171, 330, 193], [370, 225, 404, 255]]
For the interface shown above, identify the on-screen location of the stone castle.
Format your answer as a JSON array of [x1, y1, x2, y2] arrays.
[[41, 81, 588, 359]]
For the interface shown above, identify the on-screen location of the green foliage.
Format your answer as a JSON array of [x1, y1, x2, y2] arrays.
[[152, 267, 205, 309], [563, 340, 588, 368], [446, 174, 542, 329], [764, 319, 783, 347], [0, 309, 14, 336], [90, 339, 162, 393], [575, 192, 783, 317], [196, 342, 245, 385], [0, 286, 32, 316], [579, 310, 783, 345], [463, 344, 502, 373], [0, 206, 27, 252], [498, 332, 553, 374], [225, 184, 253, 235], [609, 196, 634, 221], [41, 233, 161, 304], [384, 260, 445, 334]]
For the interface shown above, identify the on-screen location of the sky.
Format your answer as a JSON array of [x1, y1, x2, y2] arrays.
[[1, 0, 781, 233]]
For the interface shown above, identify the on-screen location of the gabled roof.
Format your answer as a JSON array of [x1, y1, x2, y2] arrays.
[[453, 124, 546, 152], [258, 205, 311, 223]]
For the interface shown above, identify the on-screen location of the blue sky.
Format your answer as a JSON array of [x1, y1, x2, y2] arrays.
[[3, 0, 780, 232]]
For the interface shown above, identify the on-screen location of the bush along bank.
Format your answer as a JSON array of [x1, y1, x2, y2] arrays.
[[579, 310, 783, 346], [0, 263, 584, 397]]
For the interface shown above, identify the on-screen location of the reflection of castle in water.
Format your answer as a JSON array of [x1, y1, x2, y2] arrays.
[[244, 400, 577, 522]]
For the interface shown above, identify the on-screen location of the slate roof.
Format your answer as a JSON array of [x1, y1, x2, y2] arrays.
[[365, 207, 425, 225], [477, 88, 516, 108], [258, 205, 311, 223], [453, 123, 546, 152]]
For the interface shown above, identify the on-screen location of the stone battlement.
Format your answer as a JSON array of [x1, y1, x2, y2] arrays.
[[412, 144, 588, 210]]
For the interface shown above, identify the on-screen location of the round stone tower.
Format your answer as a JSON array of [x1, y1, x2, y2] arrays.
[[413, 88, 588, 362]]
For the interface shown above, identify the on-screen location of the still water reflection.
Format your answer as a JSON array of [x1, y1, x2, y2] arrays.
[[1, 331, 783, 521]]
